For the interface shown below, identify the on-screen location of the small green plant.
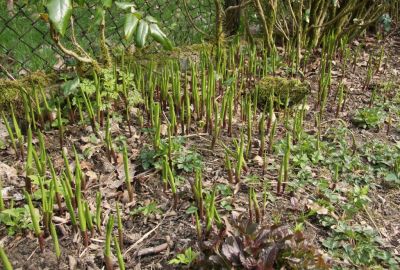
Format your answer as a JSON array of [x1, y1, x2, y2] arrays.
[[176, 149, 203, 173], [323, 222, 399, 268], [352, 107, 386, 129], [0, 206, 35, 236], [131, 201, 162, 216], [168, 247, 198, 266]]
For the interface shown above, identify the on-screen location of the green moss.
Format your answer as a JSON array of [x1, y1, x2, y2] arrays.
[[256, 76, 310, 110], [0, 71, 55, 113]]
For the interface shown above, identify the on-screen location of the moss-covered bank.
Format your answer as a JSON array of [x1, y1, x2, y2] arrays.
[[256, 76, 310, 110], [0, 71, 56, 113]]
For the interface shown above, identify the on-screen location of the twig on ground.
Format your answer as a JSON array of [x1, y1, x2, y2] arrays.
[[363, 205, 383, 237], [27, 246, 39, 261], [123, 208, 170, 256], [135, 241, 172, 257]]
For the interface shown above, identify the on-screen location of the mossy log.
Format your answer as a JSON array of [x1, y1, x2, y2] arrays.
[[0, 71, 55, 113], [256, 76, 310, 110]]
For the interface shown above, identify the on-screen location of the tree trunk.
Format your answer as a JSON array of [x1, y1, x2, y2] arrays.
[[224, 0, 241, 36]]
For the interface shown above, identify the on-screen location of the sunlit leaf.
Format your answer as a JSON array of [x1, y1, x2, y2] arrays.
[[46, 0, 73, 36], [124, 13, 139, 41]]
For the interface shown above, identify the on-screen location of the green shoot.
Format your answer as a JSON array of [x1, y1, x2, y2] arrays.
[[113, 236, 125, 270], [235, 130, 245, 183], [24, 190, 44, 252], [195, 212, 202, 239], [246, 95, 253, 158], [225, 153, 233, 183], [104, 216, 114, 270], [192, 169, 204, 219], [10, 105, 23, 159], [56, 98, 64, 148], [84, 201, 94, 236], [61, 173, 77, 228], [48, 158, 63, 212], [50, 222, 61, 260], [282, 133, 291, 193], [336, 83, 345, 117], [96, 192, 102, 234], [123, 143, 134, 202], [0, 247, 13, 270], [168, 95, 177, 135], [105, 113, 116, 163], [116, 202, 124, 249], [1, 113, 18, 158], [25, 125, 33, 193], [250, 188, 261, 223], [153, 102, 161, 150], [75, 168, 88, 247], [166, 156, 178, 208], [268, 120, 277, 154]]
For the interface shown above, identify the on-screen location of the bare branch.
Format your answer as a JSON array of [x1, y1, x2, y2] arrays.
[[225, 0, 252, 13]]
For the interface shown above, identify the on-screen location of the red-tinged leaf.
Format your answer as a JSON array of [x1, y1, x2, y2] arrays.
[[257, 246, 279, 270], [221, 236, 241, 264]]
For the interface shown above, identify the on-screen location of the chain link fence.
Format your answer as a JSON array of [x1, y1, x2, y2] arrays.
[[0, 1, 215, 78]]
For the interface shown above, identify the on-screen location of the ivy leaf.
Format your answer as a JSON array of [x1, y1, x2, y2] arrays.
[[135, 19, 149, 48], [385, 173, 399, 182], [93, 7, 105, 26], [102, 0, 113, 8], [145, 15, 158, 24], [149, 23, 173, 50], [61, 77, 80, 96], [304, 9, 310, 23], [124, 13, 139, 41], [115, 1, 136, 11], [46, 0, 73, 36]]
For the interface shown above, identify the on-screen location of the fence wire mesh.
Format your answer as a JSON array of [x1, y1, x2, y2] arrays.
[[0, 1, 214, 78]]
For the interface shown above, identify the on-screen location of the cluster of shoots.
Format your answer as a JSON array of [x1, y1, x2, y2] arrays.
[[1, 30, 376, 269]]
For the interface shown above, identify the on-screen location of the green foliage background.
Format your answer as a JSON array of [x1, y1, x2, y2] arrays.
[[0, 0, 214, 77]]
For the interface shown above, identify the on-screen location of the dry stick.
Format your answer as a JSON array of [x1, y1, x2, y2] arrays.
[[225, 0, 252, 13], [49, 25, 99, 70], [253, 0, 273, 50], [363, 205, 383, 238], [70, 17, 92, 60], [123, 211, 169, 257], [135, 242, 171, 257], [0, 63, 15, 80]]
